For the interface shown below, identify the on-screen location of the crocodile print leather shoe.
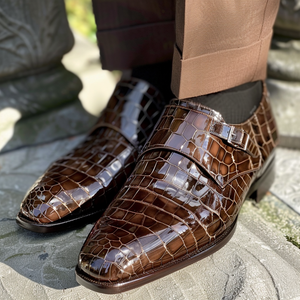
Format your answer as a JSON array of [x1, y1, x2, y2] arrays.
[[16, 78, 165, 233], [76, 84, 278, 293]]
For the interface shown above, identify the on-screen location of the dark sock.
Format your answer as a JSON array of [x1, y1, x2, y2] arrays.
[[132, 62, 262, 123], [190, 81, 262, 124], [132, 61, 174, 101]]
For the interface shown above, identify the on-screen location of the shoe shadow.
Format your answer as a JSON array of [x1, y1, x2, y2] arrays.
[[0, 135, 94, 290], [0, 220, 93, 289]]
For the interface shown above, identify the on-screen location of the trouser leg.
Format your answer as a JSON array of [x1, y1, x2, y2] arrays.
[[93, 0, 280, 100], [171, 0, 280, 99], [92, 0, 175, 70]]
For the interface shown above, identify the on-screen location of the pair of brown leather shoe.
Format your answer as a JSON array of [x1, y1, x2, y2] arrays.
[[17, 78, 278, 294]]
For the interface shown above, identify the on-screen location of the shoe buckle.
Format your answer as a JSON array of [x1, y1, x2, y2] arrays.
[[228, 126, 249, 152], [210, 121, 250, 153], [243, 134, 250, 152]]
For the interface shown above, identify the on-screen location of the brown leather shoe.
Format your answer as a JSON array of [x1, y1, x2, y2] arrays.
[[16, 78, 165, 233], [76, 84, 278, 293]]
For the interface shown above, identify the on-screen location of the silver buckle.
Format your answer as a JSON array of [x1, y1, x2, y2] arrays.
[[243, 134, 250, 151], [211, 122, 250, 153], [228, 126, 247, 149], [228, 126, 239, 144]]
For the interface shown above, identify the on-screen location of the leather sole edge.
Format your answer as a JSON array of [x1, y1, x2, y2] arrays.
[[75, 218, 237, 294]]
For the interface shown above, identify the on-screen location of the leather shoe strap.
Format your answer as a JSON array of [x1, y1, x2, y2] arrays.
[[141, 100, 261, 188]]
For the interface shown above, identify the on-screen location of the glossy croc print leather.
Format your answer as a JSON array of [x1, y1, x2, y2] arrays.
[[17, 79, 165, 232], [76, 85, 278, 293]]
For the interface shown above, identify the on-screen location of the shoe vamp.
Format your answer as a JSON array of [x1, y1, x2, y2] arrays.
[[80, 150, 253, 280], [20, 129, 137, 224]]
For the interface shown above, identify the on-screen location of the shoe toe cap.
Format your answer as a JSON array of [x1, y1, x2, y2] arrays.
[[20, 185, 70, 223], [19, 179, 96, 224], [79, 250, 126, 282], [78, 222, 148, 282]]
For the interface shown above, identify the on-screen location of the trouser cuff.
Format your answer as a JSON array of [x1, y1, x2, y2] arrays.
[[171, 31, 273, 99]]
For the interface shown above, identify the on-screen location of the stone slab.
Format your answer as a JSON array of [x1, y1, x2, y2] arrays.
[[267, 79, 300, 149], [270, 147, 300, 215], [0, 139, 300, 299]]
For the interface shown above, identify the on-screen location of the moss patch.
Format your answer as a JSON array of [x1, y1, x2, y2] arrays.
[[242, 194, 300, 246], [285, 236, 300, 249]]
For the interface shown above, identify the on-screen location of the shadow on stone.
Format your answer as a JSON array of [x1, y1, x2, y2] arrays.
[[1, 97, 97, 154], [0, 136, 96, 289], [0, 62, 98, 154], [0, 219, 94, 289]]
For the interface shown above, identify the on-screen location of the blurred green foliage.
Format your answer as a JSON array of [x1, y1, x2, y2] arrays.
[[65, 0, 97, 42]]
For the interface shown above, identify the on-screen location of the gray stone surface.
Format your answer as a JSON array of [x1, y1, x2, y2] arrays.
[[0, 0, 117, 153], [0, 0, 73, 80], [267, 34, 300, 150], [0, 65, 82, 118], [0, 32, 116, 153], [275, 0, 300, 38], [0, 0, 89, 153], [1, 138, 300, 299], [268, 36, 300, 81], [266, 1, 300, 150], [267, 79, 300, 148], [271, 147, 300, 214], [1, 100, 96, 153]]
